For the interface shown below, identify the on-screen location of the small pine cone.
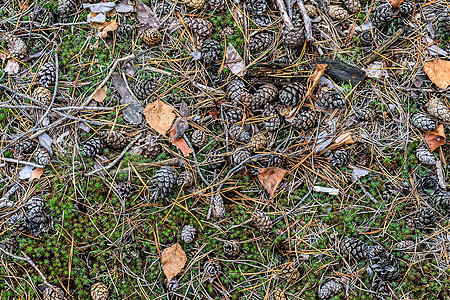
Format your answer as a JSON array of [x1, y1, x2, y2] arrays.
[[252, 15, 272, 28], [134, 78, 156, 100], [218, 26, 235, 40], [394, 240, 415, 251], [370, 250, 400, 281], [372, 277, 391, 296], [328, 5, 350, 21], [123, 243, 140, 262], [387, 17, 408, 36], [399, 1, 414, 16], [343, 0, 361, 14], [99, 131, 127, 150], [436, 11, 450, 40], [155, 1, 180, 18], [411, 112, 435, 131], [282, 11, 305, 49], [425, 98, 450, 122], [177, 170, 194, 187], [318, 279, 343, 299], [279, 82, 306, 107], [143, 135, 161, 158], [291, 110, 317, 130], [417, 174, 438, 192], [223, 240, 241, 256], [240, 91, 259, 111], [16, 140, 37, 154], [191, 129, 208, 148], [81, 138, 104, 158], [203, 261, 221, 282], [57, 0, 77, 21], [332, 150, 350, 168], [148, 166, 178, 200], [280, 264, 301, 281], [4, 33, 28, 59], [34, 147, 50, 166], [116, 24, 134, 42], [201, 39, 222, 66], [305, 5, 319, 18], [225, 108, 244, 124], [355, 107, 376, 120], [181, 225, 196, 243], [9, 213, 30, 233], [32, 87, 52, 106], [229, 124, 251, 143], [166, 278, 179, 292], [0, 238, 19, 257], [208, 0, 225, 10], [91, 282, 109, 300], [182, 0, 206, 9], [263, 105, 282, 132], [432, 189, 450, 213], [227, 77, 246, 103], [272, 287, 287, 300], [359, 30, 375, 46], [184, 18, 213, 40], [231, 148, 251, 165], [340, 237, 375, 261], [26, 197, 51, 236], [247, 0, 267, 15], [370, 4, 394, 29], [416, 147, 436, 165], [252, 211, 272, 231], [265, 154, 286, 168], [38, 62, 57, 87], [248, 131, 268, 152], [117, 182, 133, 200], [248, 31, 273, 53], [42, 284, 65, 300], [415, 207, 436, 228], [253, 84, 278, 108], [205, 149, 225, 169], [142, 28, 161, 46], [315, 86, 346, 110], [211, 193, 226, 219]]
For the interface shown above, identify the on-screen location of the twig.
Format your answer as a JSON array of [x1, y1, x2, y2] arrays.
[[275, 0, 294, 30], [0, 249, 48, 287], [109, 158, 180, 175], [1, 157, 45, 168], [436, 160, 446, 189], [362, 28, 404, 66], [297, 0, 314, 41]]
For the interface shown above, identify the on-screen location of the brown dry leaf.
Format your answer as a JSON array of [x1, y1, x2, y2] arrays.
[[30, 168, 45, 181], [144, 100, 176, 136], [334, 131, 355, 145], [92, 85, 107, 102], [389, 0, 405, 8], [136, 0, 160, 29], [161, 243, 187, 282], [170, 128, 193, 156], [258, 167, 287, 199], [98, 19, 118, 38], [224, 43, 245, 77], [425, 124, 446, 152], [423, 59, 450, 89], [305, 64, 327, 98], [173, 117, 189, 141]]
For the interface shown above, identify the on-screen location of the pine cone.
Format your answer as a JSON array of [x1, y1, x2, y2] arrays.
[[142, 28, 161, 46], [229, 124, 252, 143], [359, 30, 375, 46], [282, 11, 306, 49], [247, 0, 267, 15], [272, 287, 287, 300], [203, 261, 221, 282], [208, 0, 225, 10], [252, 211, 272, 231], [81, 137, 104, 158], [225, 108, 244, 124], [0, 237, 19, 257], [414, 207, 436, 229], [240, 91, 259, 111], [253, 83, 278, 108], [34, 147, 50, 166], [91, 282, 109, 300], [211, 193, 226, 219], [432, 189, 450, 213], [182, 0, 206, 9], [425, 98, 450, 122], [343, 0, 361, 14], [263, 105, 282, 132], [280, 264, 301, 281], [123, 243, 140, 262], [9, 213, 30, 234], [191, 129, 208, 148], [394, 240, 415, 250], [279, 82, 306, 107], [38, 62, 56, 87], [305, 5, 319, 18], [116, 24, 134, 42], [291, 110, 317, 130], [117, 182, 133, 200], [248, 131, 268, 152], [265, 154, 286, 168], [57, 0, 77, 22], [143, 134, 161, 158], [4, 33, 27, 59], [181, 224, 196, 243], [99, 131, 127, 150], [32, 87, 52, 105], [177, 170, 194, 187], [205, 149, 225, 169], [26, 196, 51, 236], [227, 77, 246, 103], [318, 279, 343, 299], [370, 4, 394, 28], [42, 284, 65, 300], [399, 1, 414, 16], [328, 5, 350, 21], [166, 278, 179, 292], [155, 1, 180, 18], [372, 276, 391, 296], [315, 86, 346, 110], [16, 140, 37, 154], [416, 147, 435, 165], [332, 149, 350, 168], [251, 15, 273, 28], [370, 250, 400, 281], [201, 39, 222, 66], [148, 166, 178, 200], [134, 78, 156, 100], [218, 26, 235, 40], [231, 148, 251, 165], [387, 17, 408, 36], [223, 240, 241, 256], [411, 112, 435, 131], [355, 107, 376, 120], [184, 18, 213, 39], [248, 31, 273, 53], [340, 237, 375, 261], [436, 11, 450, 40], [417, 174, 438, 192]]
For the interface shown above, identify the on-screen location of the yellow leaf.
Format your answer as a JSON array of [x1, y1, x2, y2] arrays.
[[161, 243, 187, 282], [423, 59, 450, 89]]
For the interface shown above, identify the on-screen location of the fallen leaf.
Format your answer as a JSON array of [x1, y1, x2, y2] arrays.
[[179, 101, 190, 118], [389, 0, 405, 8], [112, 74, 143, 124], [313, 186, 340, 195], [92, 84, 107, 102], [19, 165, 34, 180], [170, 128, 193, 156], [82, 2, 116, 14], [38, 132, 53, 156], [136, 0, 160, 29], [423, 59, 450, 89], [350, 166, 370, 182], [30, 168, 45, 181], [4, 59, 20, 75], [87, 12, 106, 25], [116, 0, 135, 13], [161, 243, 187, 282], [144, 100, 176, 136], [305, 64, 327, 99], [365, 61, 388, 79], [334, 131, 355, 145], [98, 19, 118, 38], [425, 124, 446, 152], [258, 167, 287, 199], [224, 43, 245, 77], [173, 117, 189, 140]]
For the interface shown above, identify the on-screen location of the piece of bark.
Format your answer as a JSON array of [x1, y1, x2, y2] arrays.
[[111, 73, 143, 125], [314, 59, 366, 85]]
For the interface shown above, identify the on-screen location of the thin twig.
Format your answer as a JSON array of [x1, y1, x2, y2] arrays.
[[1, 157, 45, 168], [362, 28, 404, 66], [297, 0, 314, 41], [275, 0, 294, 30]]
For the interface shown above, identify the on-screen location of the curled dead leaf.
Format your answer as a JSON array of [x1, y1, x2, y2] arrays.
[[173, 117, 189, 141], [389, 0, 405, 8], [30, 168, 45, 181], [425, 124, 446, 152], [179, 101, 190, 118], [161, 243, 187, 282], [423, 59, 450, 89], [258, 167, 287, 199], [144, 100, 176, 136], [92, 85, 107, 102], [224, 43, 245, 77], [305, 64, 327, 99], [136, 0, 160, 29], [170, 128, 193, 156], [98, 19, 118, 38]]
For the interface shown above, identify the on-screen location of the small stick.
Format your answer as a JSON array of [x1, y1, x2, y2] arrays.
[[297, 0, 315, 41], [275, 0, 294, 30], [362, 28, 404, 66], [436, 160, 446, 189], [109, 158, 180, 175], [1, 157, 45, 168]]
